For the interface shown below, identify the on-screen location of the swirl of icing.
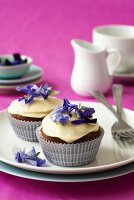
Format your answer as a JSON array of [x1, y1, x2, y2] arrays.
[[8, 96, 62, 118], [42, 114, 99, 143]]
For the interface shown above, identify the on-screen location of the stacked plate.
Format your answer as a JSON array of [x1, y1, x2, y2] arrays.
[[0, 101, 134, 182], [0, 65, 43, 94]]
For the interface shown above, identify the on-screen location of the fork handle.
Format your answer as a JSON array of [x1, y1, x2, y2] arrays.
[[112, 84, 123, 117], [91, 91, 121, 119]]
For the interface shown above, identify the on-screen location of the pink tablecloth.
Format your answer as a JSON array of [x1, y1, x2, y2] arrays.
[[0, 0, 134, 199]]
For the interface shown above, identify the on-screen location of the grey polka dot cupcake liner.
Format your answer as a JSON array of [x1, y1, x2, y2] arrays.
[[36, 126, 104, 166], [8, 113, 41, 142]]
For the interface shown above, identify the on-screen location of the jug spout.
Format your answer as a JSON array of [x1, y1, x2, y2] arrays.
[[71, 39, 82, 52], [71, 39, 76, 48], [71, 39, 106, 54], [71, 39, 80, 48], [71, 39, 93, 53]]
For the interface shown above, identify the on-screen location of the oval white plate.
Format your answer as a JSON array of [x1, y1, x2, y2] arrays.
[[0, 101, 134, 175]]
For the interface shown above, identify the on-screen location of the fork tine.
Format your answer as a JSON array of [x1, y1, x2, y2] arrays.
[[122, 131, 134, 137], [121, 132, 134, 137], [111, 119, 134, 139], [117, 133, 132, 138], [113, 129, 133, 138], [126, 131, 134, 137]]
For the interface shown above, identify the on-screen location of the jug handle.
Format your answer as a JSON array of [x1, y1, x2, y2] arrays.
[[106, 49, 122, 75]]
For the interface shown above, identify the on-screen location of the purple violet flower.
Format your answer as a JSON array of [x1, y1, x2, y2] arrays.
[[15, 147, 46, 167], [71, 105, 97, 125], [39, 83, 52, 99], [54, 112, 69, 124], [63, 99, 78, 117], [49, 105, 69, 124], [49, 99, 97, 125], [15, 152, 23, 163], [16, 83, 59, 104]]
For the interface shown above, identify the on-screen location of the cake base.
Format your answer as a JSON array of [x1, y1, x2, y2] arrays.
[[37, 126, 104, 167], [8, 113, 42, 142]]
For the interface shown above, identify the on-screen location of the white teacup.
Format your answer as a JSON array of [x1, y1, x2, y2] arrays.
[[93, 25, 134, 74]]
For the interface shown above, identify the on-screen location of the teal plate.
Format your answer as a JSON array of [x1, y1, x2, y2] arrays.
[[0, 64, 43, 85], [0, 161, 134, 182]]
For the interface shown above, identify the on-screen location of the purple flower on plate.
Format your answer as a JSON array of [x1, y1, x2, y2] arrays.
[[15, 152, 23, 163], [16, 83, 59, 104], [15, 147, 46, 167], [49, 99, 97, 125]]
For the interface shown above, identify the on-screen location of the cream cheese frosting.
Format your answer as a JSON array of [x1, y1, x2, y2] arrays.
[[42, 114, 100, 143], [8, 96, 62, 118]]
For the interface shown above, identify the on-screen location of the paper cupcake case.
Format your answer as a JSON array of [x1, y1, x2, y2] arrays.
[[36, 127, 104, 167], [8, 114, 41, 142]]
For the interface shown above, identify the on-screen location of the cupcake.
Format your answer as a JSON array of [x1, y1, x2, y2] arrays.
[[37, 99, 104, 166], [8, 83, 62, 142]]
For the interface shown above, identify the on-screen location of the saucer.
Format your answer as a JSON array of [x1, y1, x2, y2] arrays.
[[0, 64, 43, 85]]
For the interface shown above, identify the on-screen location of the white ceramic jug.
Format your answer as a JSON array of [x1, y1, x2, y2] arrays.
[[70, 39, 122, 96]]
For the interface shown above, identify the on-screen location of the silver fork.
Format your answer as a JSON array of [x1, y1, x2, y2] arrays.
[[91, 90, 134, 140], [112, 84, 134, 146], [112, 84, 125, 140], [112, 84, 123, 117], [112, 84, 123, 140]]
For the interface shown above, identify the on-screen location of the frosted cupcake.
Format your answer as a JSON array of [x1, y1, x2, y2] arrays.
[[37, 99, 104, 166], [8, 83, 61, 142]]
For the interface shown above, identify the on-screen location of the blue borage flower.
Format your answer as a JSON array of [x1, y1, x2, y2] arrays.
[[16, 83, 59, 104], [15, 147, 46, 167], [49, 99, 97, 125]]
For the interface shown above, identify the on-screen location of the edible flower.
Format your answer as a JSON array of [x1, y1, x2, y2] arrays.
[[50, 107, 69, 125], [16, 83, 59, 104], [15, 147, 46, 167], [63, 99, 78, 117], [49, 99, 97, 125]]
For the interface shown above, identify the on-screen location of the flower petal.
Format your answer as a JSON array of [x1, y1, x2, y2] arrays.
[[15, 152, 22, 163], [14, 147, 46, 167]]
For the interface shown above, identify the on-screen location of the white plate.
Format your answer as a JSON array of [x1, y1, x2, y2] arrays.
[[1, 161, 134, 182], [0, 64, 43, 85], [0, 102, 134, 175], [113, 72, 134, 83]]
